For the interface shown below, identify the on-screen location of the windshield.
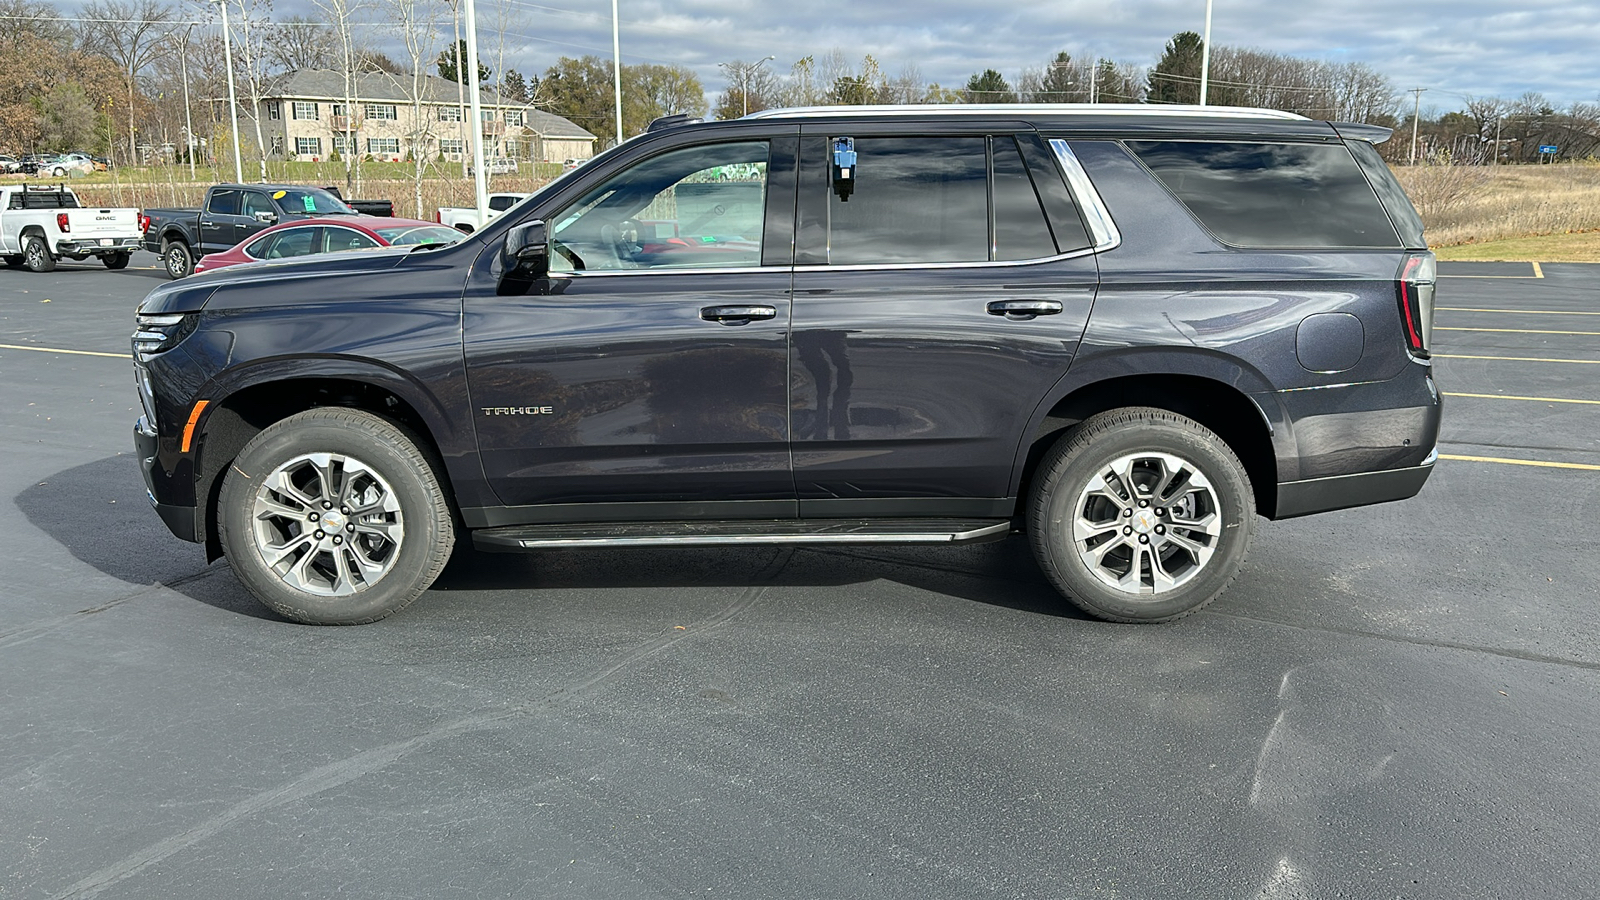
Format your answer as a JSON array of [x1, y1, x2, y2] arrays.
[[271, 187, 355, 215], [375, 225, 464, 246]]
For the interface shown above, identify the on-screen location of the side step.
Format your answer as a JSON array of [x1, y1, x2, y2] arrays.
[[472, 518, 1012, 551]]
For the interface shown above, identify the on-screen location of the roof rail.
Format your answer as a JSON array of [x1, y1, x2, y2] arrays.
[[647, 113, 702, 132], [744, 103, 1309, 121]]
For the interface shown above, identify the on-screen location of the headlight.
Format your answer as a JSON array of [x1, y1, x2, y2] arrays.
[[132, 313, 196, 362]]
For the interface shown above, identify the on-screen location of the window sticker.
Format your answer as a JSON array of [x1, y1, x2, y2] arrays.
[[272, 190, 287, 200], [303, 195, 316, 212]]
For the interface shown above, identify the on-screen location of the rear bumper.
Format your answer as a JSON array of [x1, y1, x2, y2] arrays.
[[1274, 449, 1435, 518], [56, 237, 140, 256]]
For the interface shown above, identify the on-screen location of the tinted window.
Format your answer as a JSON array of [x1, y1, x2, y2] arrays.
[[827, 137, 987, 265], [1126, 140, 1400, 248], [552, 141, 769, 271], [488, 195, 519, 212], [240, 192, 275, 218], [206, 189, 241, 216], [256, 228, 317, 259], [992, 137, 1059, 261], [1346, 139, 1426, 248]]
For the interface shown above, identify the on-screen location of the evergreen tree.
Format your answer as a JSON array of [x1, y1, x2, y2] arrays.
[[964, 68, 1016, 104], [1037, 52, 1076, 102], [1149, 31, 1204, 104], [437, 40, 491, 85]]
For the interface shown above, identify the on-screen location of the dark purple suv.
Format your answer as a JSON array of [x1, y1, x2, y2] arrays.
[[132, 105, 1439, 625]]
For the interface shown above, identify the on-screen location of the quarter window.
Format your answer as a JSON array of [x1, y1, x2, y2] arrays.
[[992, 137, 1060, 261], [551, 141, 769, 272], [1125, 140, 1401, 248]]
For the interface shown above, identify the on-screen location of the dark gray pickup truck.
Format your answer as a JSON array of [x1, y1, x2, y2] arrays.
[[140, 183, 387, 279]]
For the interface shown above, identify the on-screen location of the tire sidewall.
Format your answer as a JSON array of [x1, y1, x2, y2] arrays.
[[1034, 416, 1254, 622], [219, 414, 449, 624], [24, 236, 53, 272], [103, 252, 131, 269]]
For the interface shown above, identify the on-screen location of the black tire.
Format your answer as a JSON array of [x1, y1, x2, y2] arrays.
[[23, 234, 55, 273], [2, 254, 23, 268], [102, 251, 131, 270], [161, 240, 193, 279], [1027, 407, 1255, 623], [218, 408, 455, 624]]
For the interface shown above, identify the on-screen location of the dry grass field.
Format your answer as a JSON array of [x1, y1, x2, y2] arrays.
[[1395, 160, 1600, 258]]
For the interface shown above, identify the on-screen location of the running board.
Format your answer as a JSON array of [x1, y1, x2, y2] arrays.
[[471, 518, 1012, 551]]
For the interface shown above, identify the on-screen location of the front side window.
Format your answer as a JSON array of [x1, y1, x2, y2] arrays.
[[375, 225, 462, 246], [1125, 140, 1401, 248], [323, 227, 380, 253], [292, 101, 318, 120], [240, 192, 276, 218], [551, 141, 769, 272], [249, 227, 317, 260]]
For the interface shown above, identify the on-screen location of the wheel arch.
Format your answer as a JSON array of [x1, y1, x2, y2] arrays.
[[1012, 355, 1282, 520], [191, 364, 468, 561]]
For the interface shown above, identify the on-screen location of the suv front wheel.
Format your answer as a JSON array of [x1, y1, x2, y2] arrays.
[[1028, 407, 1255, 623], [218, 408, 455, 624]]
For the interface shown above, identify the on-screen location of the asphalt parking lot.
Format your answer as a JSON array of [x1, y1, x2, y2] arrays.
[[3, 254, 1597, 899]]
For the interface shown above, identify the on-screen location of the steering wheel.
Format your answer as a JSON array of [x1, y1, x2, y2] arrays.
[[599, 221, 640, 269]]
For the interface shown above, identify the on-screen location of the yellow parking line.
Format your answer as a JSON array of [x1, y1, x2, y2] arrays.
[[1443, 391, 1600, 405], [1435, 327, 1600, 336], [0, 343, 125, 359], [1534, 261, 1545, 279], [1441, 453, 1600, 471], [1438, 307, 1600, 316], [1435, 354, 1600, 365]]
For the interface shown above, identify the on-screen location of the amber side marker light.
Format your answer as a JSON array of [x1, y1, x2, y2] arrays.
[[181, 400, 210, 453]]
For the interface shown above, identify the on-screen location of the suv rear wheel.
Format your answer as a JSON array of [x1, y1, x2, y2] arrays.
[[1028, 407, 1254, 623], [218, 408, 455, 624]]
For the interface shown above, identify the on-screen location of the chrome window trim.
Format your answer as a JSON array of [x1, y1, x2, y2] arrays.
[[1048, 139, 1121, 253], [550, 264, 792, 278], [548, 245, 1099, 279]]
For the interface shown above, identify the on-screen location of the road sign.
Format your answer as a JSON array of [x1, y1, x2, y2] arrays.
[[1539, 145, 1559, 154]]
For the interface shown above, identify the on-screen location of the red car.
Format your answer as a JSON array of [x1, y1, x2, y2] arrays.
[[192, 216, 463, 274]]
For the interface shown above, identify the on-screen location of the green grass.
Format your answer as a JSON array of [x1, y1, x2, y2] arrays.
[[1433, 231, 1600, 263], [10, 158, 565, 186]]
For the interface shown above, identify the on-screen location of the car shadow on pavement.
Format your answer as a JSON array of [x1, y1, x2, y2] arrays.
[[18, 453, 1080, 622]]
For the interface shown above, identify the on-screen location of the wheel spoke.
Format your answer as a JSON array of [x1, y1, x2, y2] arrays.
[[283, 545, 325, 592], [253, 495, 304, 522], [1074, 514, 1121, 543], [1148, 548, 1180, 591], [1169, 509, 1221, 536], [305, 453, 340, 504], [1118, 546, 1147, 591], [353, 518, 403, 542], [251, 451, 406, 598], [1162, 528, 1210, 559], [264, 468, 319, 510]]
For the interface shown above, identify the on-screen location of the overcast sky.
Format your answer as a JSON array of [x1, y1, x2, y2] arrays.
[[63, 0, 1600, 110]]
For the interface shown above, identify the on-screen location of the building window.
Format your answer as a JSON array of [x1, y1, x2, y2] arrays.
[[504, 140, 524, 159], [367, 137, 400, 155], [480, 109, 495, 122], [366, 104, 398, 121], [267, 102, 280, 121], [438, 106, 462, 122], [292, 101, 319, 120], [504, 110, 524, 127], [439, 138, 464, 154], [295, 137, 322, 157], [333, 135, 353, 155]]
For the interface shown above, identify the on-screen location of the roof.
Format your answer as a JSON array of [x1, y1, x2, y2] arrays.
[[261, 69, 595, 139]]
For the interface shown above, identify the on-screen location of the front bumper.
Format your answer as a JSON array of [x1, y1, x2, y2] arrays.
[[136, 417, 199, 542]]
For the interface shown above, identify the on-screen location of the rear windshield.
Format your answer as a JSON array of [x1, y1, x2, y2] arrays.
[[1126, 140, 1401, 249], [1346, 140, 1426, 248], [9, 190, 78, 210]]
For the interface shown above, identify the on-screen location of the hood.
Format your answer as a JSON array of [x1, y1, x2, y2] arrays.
[[136, 245, 423, 315]]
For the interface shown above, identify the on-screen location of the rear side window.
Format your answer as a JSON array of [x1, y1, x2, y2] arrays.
[[992, 138, 1059, 261], [1126, 140, 1400, 248], [1346, 140, 1426, 248], [207, 189, 241, 216]]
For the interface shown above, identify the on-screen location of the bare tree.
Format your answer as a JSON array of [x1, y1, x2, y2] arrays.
[[222, 0, 276, 180], [386, 0, 441, 217], [74, 0, 172, 166], [271, 16, 339, 72], [312, 0, 367, 191]]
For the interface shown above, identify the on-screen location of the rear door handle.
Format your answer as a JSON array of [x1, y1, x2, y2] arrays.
[[701, 305, 777, 325], [987, 299, 1064, 320]]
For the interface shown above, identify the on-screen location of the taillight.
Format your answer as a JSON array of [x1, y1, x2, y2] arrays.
[[434, 210, 441, 223], [1397, 252, 1436, 359], [139, 213, 151, 233], [57, 212, 70, 232]]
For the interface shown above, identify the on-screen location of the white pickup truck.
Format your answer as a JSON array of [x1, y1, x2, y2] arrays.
[[1, 185, 143, 272], [434, 192, 530, 233]]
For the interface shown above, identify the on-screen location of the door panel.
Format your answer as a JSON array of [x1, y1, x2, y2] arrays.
[[462, 136, 798, 514]]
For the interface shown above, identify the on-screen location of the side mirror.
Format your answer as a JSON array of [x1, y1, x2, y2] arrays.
[[504, 220, 548, 277], [254, 211, 276, 224]]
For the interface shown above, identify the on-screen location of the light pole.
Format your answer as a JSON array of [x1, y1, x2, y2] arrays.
[[211, 0, 243, 183], [1199, 0, 1213, 106], [464, 0, 489, 223], [178, 22, 196, 178], [719, 56, 775, 117], [611, 0, 623, 145]]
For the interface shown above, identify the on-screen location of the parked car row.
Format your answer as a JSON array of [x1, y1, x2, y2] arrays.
[[0, 152, 111, 176]]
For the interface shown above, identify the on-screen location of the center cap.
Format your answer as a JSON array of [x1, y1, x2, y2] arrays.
[[322, 510, 347, 531], [1131, 509, 1157, 534]]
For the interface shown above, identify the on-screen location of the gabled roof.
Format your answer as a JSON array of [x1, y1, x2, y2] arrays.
[[262, 69, 595, 140]]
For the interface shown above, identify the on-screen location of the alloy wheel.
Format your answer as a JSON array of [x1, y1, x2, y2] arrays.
[[1072, 451, 1222, 594], [250, 452, 406, 597]]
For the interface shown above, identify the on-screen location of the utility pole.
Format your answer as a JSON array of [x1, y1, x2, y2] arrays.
[[1491, 114, 1502, 166], [1199, 0, 1213, 106], [1088, 59, 1097, 104], [1408, 87, 1426, 165], [212, 0, 243, 183], [178, 23, 196, 179], [464, 0, 489, 223]]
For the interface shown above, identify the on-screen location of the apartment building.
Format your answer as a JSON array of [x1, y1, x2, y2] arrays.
[[250, 69, 596, 165]]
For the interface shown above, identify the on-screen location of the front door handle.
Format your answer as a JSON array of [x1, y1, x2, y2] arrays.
[[701, 305, 777, 325], [987, 299, 1064, 320]]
